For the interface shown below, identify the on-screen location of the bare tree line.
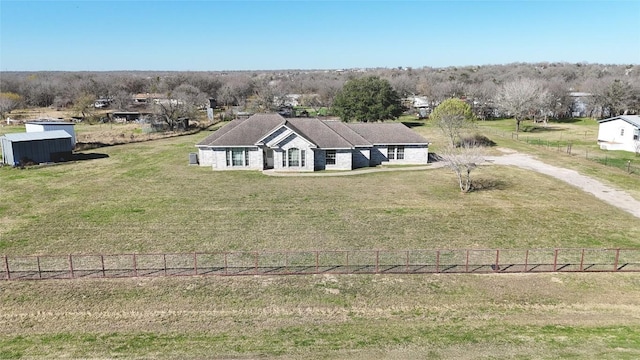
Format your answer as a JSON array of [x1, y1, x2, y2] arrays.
[[1, 62, 639, 120]]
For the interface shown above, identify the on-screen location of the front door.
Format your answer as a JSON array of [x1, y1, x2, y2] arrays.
[[264, 149, 274, 169]]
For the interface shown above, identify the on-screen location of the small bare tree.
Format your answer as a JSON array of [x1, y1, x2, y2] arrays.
[[440, 144, 485, 193]]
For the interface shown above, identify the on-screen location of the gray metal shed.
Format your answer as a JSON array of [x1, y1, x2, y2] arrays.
[[1, 130, 73, 166], [25, 121, 76, 148]]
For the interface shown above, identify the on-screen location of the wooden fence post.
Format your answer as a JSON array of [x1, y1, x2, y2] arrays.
[[524, 249, 529, 272], [553, 249, 558, 272], [494, 250, 500, 272], [614, 249, 620, 271], [436, 250, 440, 273], [315, 251, 319, 274], [580, 249, 585, 271], [375, 250, 379, 273], [101, 255, 106, 277]]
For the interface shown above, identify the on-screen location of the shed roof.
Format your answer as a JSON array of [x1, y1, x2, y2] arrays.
[[26, 121, 75, 126], [2, 130, 72, 142], [598, 115, 640, 128]]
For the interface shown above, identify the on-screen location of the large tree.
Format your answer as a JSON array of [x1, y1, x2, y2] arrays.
[[152, 84, 207, 131], [495, 78, 549, 132], [430, 98, 475, 147], [0, 92, 22, 119], [332, 76, 402, 122]]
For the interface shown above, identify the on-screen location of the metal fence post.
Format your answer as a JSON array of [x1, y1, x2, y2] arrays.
[[465, 250, 469, 273], [4, 255, 10, 280], [224, 252, 228, 276], [346, 251, 349, 272], [254, 251, 258, 275], [194, 252, 198, 275], [69, 254, 74, 279], [163, 254, 167, 276], [405, 250, 410, 274], [101, 255, 106, 277], [133, 254, 137, 277], [37, 256, 42, 279]]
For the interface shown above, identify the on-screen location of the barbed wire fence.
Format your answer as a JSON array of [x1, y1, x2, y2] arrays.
[[2, 248, 639, 281]]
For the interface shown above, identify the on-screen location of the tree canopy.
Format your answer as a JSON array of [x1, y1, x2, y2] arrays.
[[430, 98, 475, 147], [332, 76, 402, 122], [495, 78, 550, 132]]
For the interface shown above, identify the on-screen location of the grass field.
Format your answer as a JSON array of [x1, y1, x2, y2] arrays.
[[2, 115, 640, 358]]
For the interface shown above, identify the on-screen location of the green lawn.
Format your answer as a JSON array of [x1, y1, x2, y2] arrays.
[[2, 118, 640, 359]]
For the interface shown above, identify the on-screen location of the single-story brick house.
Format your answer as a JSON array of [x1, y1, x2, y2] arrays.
[[597, 115, 640, 153], [196, 113, 429, 171]]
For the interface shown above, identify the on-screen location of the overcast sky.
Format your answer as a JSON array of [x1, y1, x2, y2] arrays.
[[1, 0, 639, 71]]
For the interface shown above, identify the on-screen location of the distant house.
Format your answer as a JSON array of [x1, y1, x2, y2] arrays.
[[569, 92, 592, 117], [1, 131, 73, 166], [597, 115, 640, 153], [110, 112, 142, 122], [196, 113, 429, 171], [25, 121, 76, 149]]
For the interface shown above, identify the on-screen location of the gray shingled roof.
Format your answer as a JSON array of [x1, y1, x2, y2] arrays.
[[346, 123, 429, 145], [286, 118, 354, 149], [197, 114, 285, 146], [322, 121, 372, 147], [196, 113, 429, 148]]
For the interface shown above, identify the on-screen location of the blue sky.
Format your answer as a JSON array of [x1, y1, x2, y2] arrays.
[[1, 0, 639, 71]]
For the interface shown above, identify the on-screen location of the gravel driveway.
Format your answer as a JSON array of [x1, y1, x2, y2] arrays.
[[487, 150, 640, 219]]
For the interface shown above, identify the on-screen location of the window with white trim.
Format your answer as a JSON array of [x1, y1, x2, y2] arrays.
[[288, 148, 300, 167], [326, 150, 336, 165], [282, 148, 306, 168], [225, 148, 249, 167], [388, 146, 405, 160]]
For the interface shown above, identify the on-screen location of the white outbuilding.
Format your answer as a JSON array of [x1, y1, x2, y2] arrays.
[[25, 121, 76, 149], [597, 115, 640, 153]]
